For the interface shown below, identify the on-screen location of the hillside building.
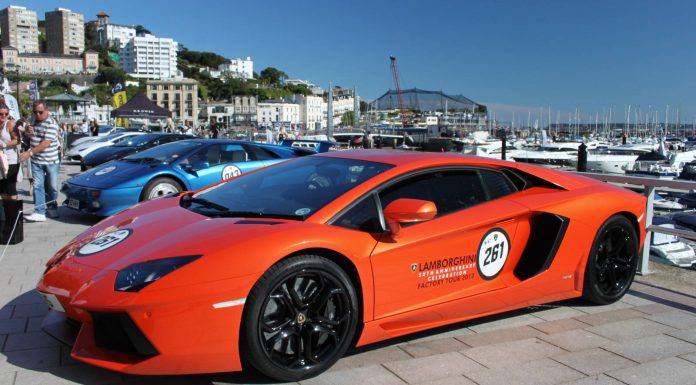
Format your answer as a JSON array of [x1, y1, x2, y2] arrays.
[[147, 78, 198, 123], [120, 34, 178, 79], [45, 8, 84, 55], [0, 5, 39, 53]]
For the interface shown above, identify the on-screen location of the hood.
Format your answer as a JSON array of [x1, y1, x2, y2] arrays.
[[67, 197, 292, 271], [83, 146, 137, 166], [67, 160, 164, 189]]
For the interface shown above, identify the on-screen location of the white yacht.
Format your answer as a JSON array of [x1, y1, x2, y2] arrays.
[[512, 142, 596, 167], [571, 143, 655, 174]]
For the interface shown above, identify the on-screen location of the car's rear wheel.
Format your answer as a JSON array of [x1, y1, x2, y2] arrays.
[[141, 177, 183, 201], [583, 215, 638, 304], [242, 255, 358, 381]]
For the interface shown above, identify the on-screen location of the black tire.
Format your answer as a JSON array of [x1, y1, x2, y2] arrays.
[[141, 177, 183, 201], [241, 255, 359, 381], [582, 215, 639, 304]]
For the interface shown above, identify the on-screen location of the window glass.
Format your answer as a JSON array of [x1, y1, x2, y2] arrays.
[[379, 170, 486, 219], [479, 169, 517, 200], [334, 194, 382, 233]]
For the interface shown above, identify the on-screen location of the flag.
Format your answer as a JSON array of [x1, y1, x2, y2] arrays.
[[29, 80, 39, 102], [111, 81, 128, 127]]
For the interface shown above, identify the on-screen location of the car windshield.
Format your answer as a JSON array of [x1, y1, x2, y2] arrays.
[[188, 157, 393, 220], [124, 141, 202, 164], [98, 125, 114, 134], [113, 134, 162, 147]]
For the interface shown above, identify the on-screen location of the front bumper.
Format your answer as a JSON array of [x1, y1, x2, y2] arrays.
[[62, 182, 142, 217], [37, 259, 249, 374]]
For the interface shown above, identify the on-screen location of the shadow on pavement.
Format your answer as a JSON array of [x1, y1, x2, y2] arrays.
[[0, 290, 276, 385]]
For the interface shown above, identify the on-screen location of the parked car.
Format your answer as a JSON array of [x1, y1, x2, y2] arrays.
[[80, 133, 193, 170], [40, 150, 645, 380], [65, 132, 146, 162], [63, 139, 311, 216]]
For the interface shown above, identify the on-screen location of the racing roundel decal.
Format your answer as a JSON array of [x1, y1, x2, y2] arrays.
[[76, 229, 133, 256], [476, 228, 510, 280], [222, 165, 242, 180], [95, 165, 116, 175]]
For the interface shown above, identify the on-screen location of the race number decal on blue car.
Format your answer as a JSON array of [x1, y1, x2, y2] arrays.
[[477, 228, 510, 280]]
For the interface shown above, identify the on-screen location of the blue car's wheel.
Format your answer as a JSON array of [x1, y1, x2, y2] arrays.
[[141, 177, 183, 201], [242, 255, 358, 381]]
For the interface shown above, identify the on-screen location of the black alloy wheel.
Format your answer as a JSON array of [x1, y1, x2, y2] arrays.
[[242, 255, 358, 381], [583, 215, 638, 304]]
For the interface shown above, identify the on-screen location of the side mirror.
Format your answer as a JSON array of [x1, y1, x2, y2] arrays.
[[383, 198, 437, 236]]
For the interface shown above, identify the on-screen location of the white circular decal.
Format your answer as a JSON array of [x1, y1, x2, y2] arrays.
[[95, 166, 116, 176], [477, 228, 510, 280], [222, 165, 242, 180], [76, 229, 133, 256], [295, 208, 311, 216]]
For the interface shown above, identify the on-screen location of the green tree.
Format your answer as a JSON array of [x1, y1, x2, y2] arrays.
[[341, 111, 355, 126], [259, 67, 287, 86], [95, 67, 128, 85], [135, 25, 151, 35]]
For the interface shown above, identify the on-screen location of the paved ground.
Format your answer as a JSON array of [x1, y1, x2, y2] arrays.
[[1, 163, 696, 385]]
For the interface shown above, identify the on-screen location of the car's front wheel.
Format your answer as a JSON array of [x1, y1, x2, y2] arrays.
[[242, 255, 358, 381], [583, 215, 639, 304], [141, 177, 183, 201]]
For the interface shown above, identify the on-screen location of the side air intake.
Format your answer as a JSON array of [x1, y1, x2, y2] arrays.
[[514, 213, 569, 280]]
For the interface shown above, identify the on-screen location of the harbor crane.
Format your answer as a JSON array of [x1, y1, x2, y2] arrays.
[[389, 55, 407, 128]]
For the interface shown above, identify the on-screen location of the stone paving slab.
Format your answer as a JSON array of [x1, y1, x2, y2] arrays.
[[465, 357, 586, 385], [606, 357, 696, 385], [382, 351, 485, 384], [539, 329, 614, 352], [562, 374, 628, 385], [602, 334, 696, 363], [553, 348, 637, 376], [585, 317, 677, 342], [461, 337, 564, 369]]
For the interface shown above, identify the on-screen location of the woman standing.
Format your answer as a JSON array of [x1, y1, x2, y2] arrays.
[[0, 104, 20, 200], [89, 119, 99, 136]]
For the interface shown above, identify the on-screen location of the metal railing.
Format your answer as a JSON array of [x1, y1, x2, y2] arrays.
[[577, 172, 696, 275]]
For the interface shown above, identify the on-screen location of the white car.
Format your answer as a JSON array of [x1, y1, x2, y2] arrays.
[[65, 132, 145, 161]]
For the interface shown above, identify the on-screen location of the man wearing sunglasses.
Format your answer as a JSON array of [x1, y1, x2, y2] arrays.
[[18, 100, 60, 222]]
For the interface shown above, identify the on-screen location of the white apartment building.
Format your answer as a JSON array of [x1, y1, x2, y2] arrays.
[[295, 94, 326, 130], [45, 8, 84, 55], [0, 5, 39, 53], [95, 11, 136, 49], [219, 57, 253, 79], [120, 34, 178, 79], [331, 89, 355, 127], [205, 96, 257, 127], [257, 101, 300, 128]]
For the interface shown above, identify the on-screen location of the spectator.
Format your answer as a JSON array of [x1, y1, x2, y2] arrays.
[[89, 119, 99, 136], [164, 118, 174, 133], [0, 104, 20, 201], [80, 118, 89, 134], [19, 100, 61, 222], [209, 123, 219, 139]]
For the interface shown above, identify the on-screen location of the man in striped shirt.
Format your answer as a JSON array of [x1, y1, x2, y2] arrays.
[[18, 100, 60, 222]]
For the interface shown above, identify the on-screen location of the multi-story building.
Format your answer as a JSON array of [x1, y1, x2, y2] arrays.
[[45, 8, 84, 55], [147, 78, 198, 123], [257, 100, 300, 128], [218, 57, 253, 80], [286, 79, 323, 95], [1, 46, 98, 75], [95, 11, 136, 49], [205, 96, 257, 128], [331, 88, 355, 127], [294, 94, 326, 130], [0, 5, 39, 53], [120, 34, 178, 79]]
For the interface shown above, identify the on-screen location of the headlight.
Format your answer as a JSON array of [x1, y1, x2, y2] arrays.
[[114, 255, 200, 292]]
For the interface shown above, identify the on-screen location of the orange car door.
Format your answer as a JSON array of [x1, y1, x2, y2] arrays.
[[370, 169, 530, 319]]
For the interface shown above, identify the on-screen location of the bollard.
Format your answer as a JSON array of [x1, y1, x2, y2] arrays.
[[577, 143, 587, 172], [500, 130, 507, 160]]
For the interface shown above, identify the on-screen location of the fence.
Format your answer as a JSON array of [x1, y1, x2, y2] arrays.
[[577, 172, 696, 275]]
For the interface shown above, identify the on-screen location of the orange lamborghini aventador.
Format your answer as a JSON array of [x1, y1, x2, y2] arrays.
[[37, 149, 646, 381]]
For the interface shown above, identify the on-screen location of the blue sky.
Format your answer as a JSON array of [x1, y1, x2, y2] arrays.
[[15, 0, 696, 123]]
